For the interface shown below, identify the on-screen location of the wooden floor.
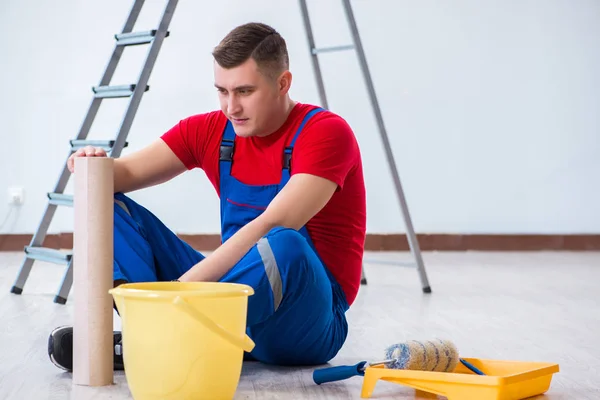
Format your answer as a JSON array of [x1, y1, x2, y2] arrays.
[[0, 250, 598, 399]]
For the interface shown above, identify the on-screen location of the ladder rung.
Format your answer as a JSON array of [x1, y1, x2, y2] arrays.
[[47, 193, 73, 207], [312, 44, 355, 55], [24, 246, 72, 265], [92, 84, 149, 99], [115, 30, 170, 46], [70, 140, 129, 151]]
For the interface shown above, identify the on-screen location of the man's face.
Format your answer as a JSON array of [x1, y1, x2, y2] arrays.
[[214, 58, 285, 137]]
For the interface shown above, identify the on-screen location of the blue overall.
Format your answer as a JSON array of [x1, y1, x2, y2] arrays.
[[112, 108, 349, 365]]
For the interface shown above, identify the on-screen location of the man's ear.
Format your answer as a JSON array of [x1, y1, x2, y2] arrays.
[[278, 70, 292, 95]]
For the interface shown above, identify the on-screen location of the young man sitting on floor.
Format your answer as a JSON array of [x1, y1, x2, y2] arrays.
[[48, 21, 366, 371]]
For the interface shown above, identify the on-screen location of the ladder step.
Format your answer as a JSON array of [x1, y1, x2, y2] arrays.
[[115, 30, 170, 46], [47, 193, 73, 207], [24, 246, 72, 265], [92, 84, 149, 99], [70, 139, 129, 151], [312, 44, 355, 55]]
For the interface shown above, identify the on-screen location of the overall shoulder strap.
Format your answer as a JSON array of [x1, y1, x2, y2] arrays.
[[219, 120, 236, 176], [283, 107, 325, 171]]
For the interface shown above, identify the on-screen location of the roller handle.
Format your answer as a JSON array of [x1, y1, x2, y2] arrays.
[[460, 358, 486, 375], [313, 361, 367, 385]]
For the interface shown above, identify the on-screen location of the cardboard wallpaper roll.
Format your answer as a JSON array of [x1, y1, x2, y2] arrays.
[[73, 157, 114, 386]]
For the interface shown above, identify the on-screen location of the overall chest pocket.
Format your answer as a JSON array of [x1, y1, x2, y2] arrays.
[[222, 184, 281, 232], [225, 197, 268, 211], [224, 184, 280, 212]]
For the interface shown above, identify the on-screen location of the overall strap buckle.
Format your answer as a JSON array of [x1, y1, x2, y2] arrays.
[[283, 147, 292, 170], [282, 107, 325, 171], [220, 139, 234, 162]]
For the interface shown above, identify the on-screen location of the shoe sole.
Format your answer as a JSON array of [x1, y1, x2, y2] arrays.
[[48, 325, 125, 372], [48, 325, 72, 372]]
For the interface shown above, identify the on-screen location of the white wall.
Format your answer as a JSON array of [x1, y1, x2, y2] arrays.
[[1, 0, 599, 236]]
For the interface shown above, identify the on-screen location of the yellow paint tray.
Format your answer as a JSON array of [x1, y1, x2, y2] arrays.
[[361, 358, 560, 400]]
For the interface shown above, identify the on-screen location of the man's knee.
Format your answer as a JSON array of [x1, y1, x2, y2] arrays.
[[114, 193, 133, 218], [263, 227, 311, 262], [260, 227, 320, 281], [265, 226, 306, 243]]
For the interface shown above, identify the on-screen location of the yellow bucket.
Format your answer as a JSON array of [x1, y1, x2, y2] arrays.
[[109, 282, 255, 400]]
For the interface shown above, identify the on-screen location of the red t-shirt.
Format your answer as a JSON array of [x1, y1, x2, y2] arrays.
[[161, 103, 366, 305]]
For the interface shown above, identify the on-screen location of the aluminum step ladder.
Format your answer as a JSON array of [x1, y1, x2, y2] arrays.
[[299, 0, 432, 293], [10, 0, 180, 304]]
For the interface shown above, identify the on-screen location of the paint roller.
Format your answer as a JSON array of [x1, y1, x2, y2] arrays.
[[313, 339, 485, 385]]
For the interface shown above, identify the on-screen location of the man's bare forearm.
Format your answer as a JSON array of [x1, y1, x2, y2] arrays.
[[113, 160, 130, 193], [112, 140, 188, 193]]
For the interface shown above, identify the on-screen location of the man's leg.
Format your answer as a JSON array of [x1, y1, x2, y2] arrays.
[[113, 192, 205, 283], [49, 193, 206, 372], [219, 227, 349, 366]]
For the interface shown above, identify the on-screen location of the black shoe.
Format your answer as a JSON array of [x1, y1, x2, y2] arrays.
[[48, 325, 125, 372]]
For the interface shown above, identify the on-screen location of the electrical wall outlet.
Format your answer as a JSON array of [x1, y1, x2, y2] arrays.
[[8, 187, 24, 206]]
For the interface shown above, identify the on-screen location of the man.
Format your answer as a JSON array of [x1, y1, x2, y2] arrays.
[[48, 22, 366, 371]]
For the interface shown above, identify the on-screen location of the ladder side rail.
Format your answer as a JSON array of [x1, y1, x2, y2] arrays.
[[298, 0, 330, 109], [340, 0, 431, 292], [110, 0, 179, 158]]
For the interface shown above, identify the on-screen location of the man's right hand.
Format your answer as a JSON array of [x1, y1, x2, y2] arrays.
[[67, 146, 108, 173], [65, 139, 187, 193]]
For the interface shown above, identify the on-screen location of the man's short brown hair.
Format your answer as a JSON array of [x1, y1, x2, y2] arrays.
[[212, 22, 289, 80]]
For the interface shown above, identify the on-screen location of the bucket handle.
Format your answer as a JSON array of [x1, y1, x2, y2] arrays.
[[173, 296, 255, 353]]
